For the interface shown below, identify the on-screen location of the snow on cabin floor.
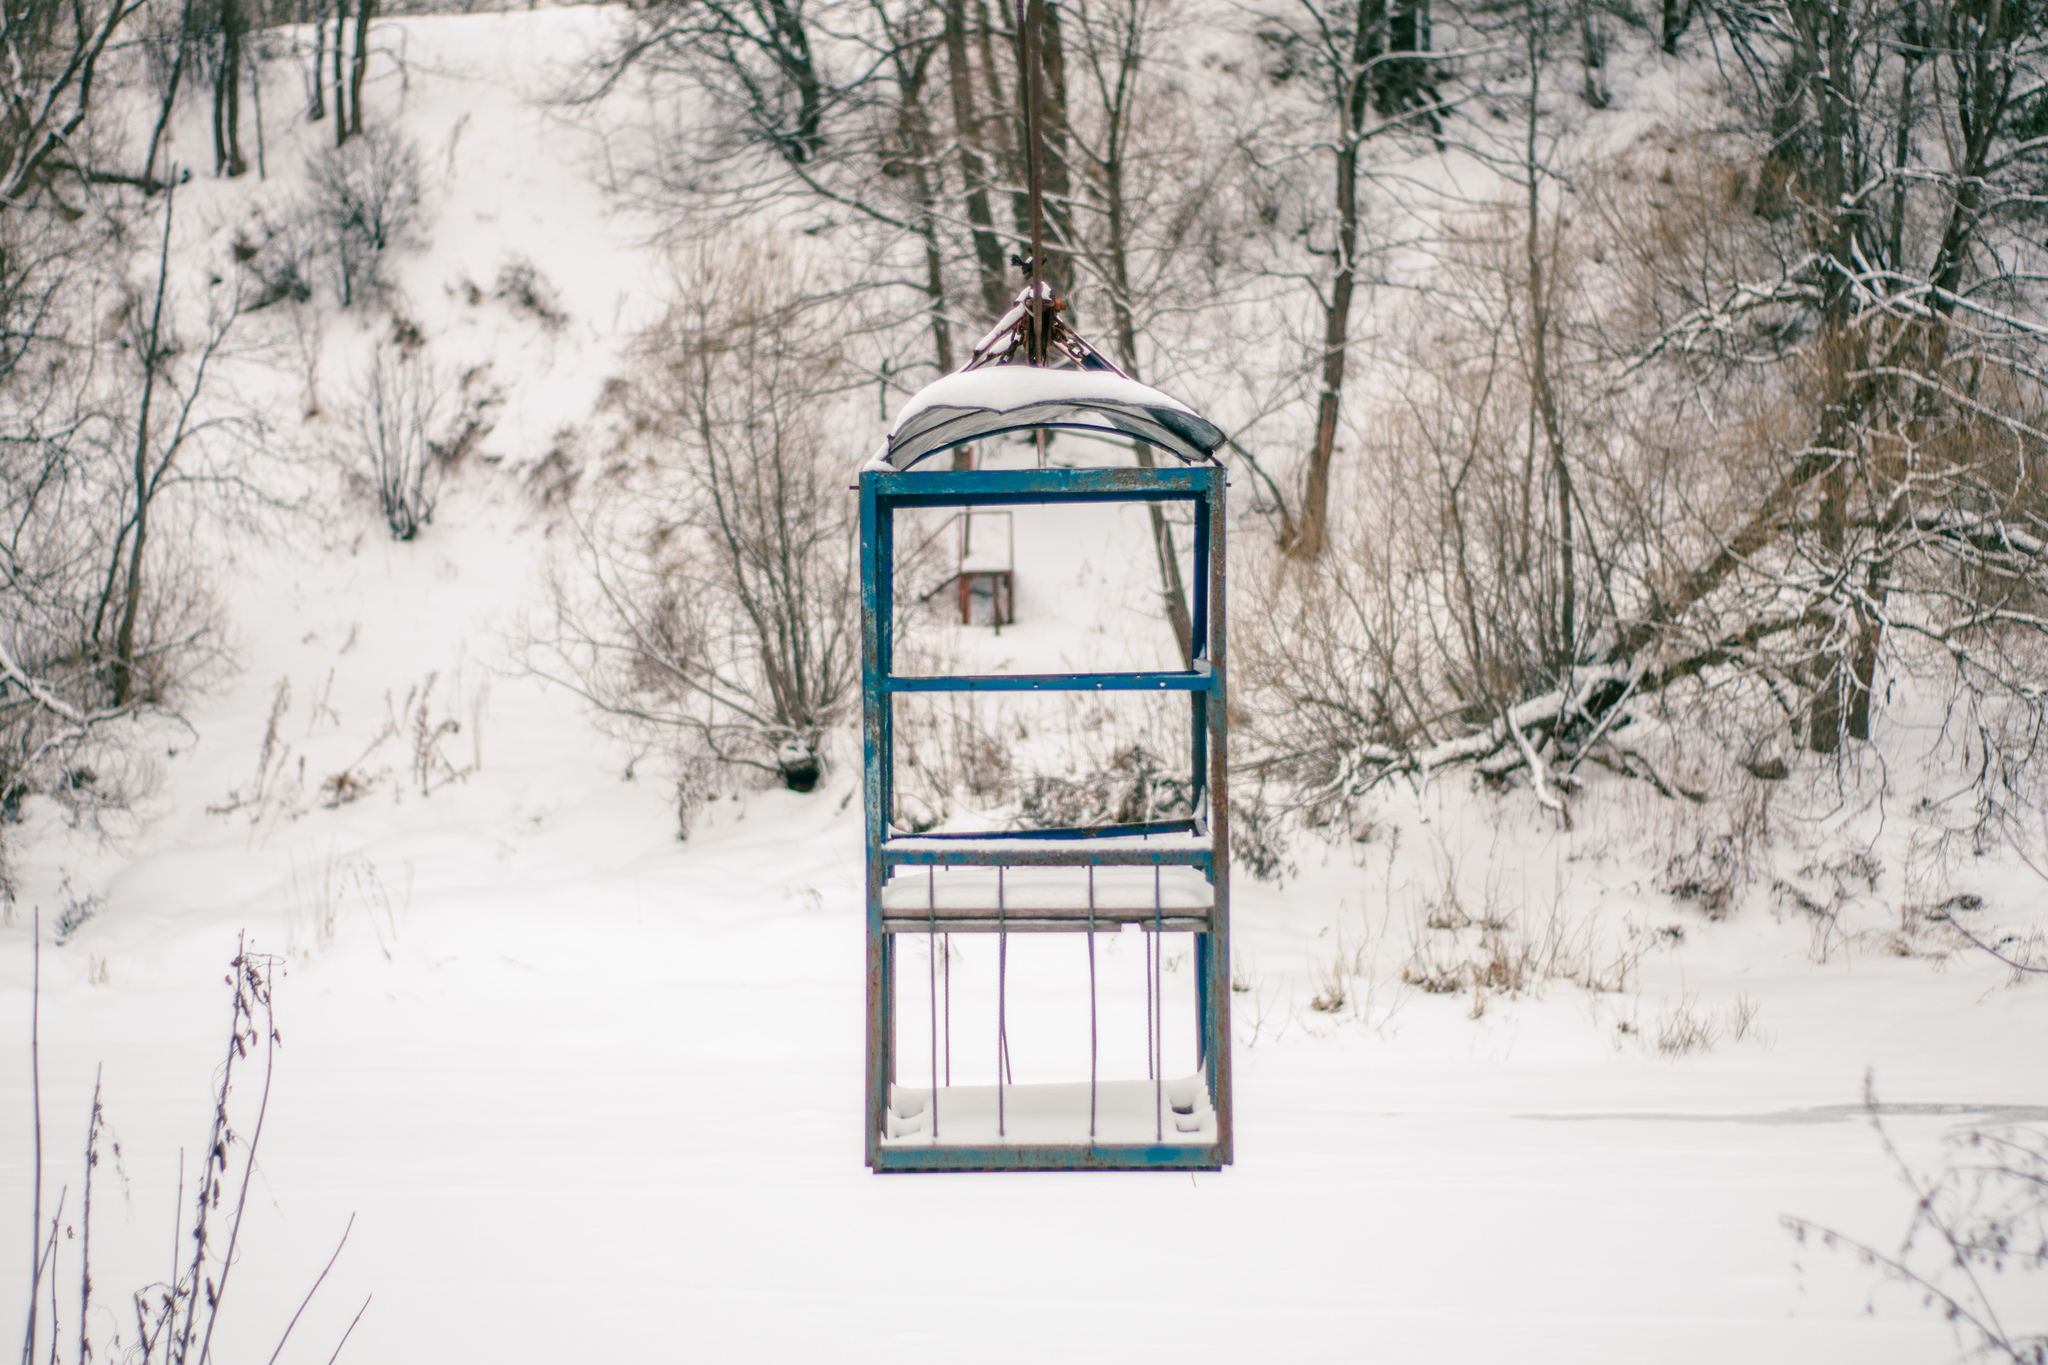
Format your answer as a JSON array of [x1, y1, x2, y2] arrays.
[[1, 7, 2045, 1362]]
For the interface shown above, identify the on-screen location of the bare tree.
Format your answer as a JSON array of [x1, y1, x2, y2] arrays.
[[1, 183, 240, 820], [212, 0, 248, 176], [869, 0, 958, 374], [308, 0, 325, 120], [334, 0, 346, 139], [1586, 0, 2048, 756], [1249, 0, 1446, 555], [942, 0, 1010, 316], [0, 0, 150, 207], [1242, 0, 2048, 824], [96, 184, 245, 708], [531, 239, 861, 807], [305, 123, 423, 305], [1064, 0, 1234, 666], [586, 0, 985, 389], [347, 0, 371, 136], [346, 343, 441, 540], [591, 0, 841, 173]]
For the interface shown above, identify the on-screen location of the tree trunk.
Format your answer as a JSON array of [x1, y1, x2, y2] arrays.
[[310, 0, 326, 121], [1295, 0, 1377, 558], [1032, 0, 1076, 291], [349, 0, 372, 135], [1660, 0, 1690, 53], [212, 0, 247, 177], [333, 0, 349, 145], [143, 0, 193, 191], [1524, 7, 1573, 663], [973, 0, 1026, 262], [114, 195, 178, 706], [893, 53, 953, 378], [250, 50, 266, 176], [946, 0, 1010, 320], [1099, 123, 1194, 664], [1805, 0, 1858, 754], [1576, 0, 1608, 108]]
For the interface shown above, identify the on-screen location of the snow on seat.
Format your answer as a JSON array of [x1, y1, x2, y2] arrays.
[[871, 365, 1226, 472], [880, 863, 1213, 932]]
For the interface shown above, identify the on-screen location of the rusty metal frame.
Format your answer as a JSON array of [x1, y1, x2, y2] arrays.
[[861, 463, 1231, 1173]]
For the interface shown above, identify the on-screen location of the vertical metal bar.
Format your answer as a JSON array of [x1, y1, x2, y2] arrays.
[[1154, 864, 1163, 1143], [1191, 483, 1211, 815], [1191, 487, 1211, 658], [997, 865, 1007, 1139], [878, 499, 897, 830], [1143, 908, 1154, 1081], [1193, 476, 1216, 1077], [861, 474, 887, 1169], [928, 867, 939, 1142], [1087, 866, 1097, 1141], [1207, 467, 1234, 1164]]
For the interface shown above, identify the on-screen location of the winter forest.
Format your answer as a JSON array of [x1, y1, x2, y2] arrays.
[[4, 0, 2048, 1354]]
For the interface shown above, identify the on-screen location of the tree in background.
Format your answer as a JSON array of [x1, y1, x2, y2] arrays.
[[0, 0, 149, 205], [534, 239, 861, 810], [212, 0, 248, 175], [1248, 0, 1445, 556], [572, 0, 2048, 825]]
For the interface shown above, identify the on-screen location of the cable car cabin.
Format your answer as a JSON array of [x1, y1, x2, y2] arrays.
[[859, 313, 1233, 1173]]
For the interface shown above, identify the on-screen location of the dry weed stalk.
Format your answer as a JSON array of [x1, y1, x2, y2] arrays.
[[19, 931, 367, 1364], [1399, 862, 1640, 1007]]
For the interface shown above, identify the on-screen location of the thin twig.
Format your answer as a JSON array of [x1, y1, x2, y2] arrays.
[[22, 908, 42, 1365], [325, 1296, 371, 1365], [264, 1215, 355, 1365], [80, 1066, 102, 1365], [1943, 918, 2048, 976]]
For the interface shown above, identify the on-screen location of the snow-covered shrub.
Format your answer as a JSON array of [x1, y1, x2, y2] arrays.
[[1229, 786, 1292, 882], [234, 210, 319, 311], [307, 126, 425, 307], [885, 689, 1011, 832], [494, 256, 568, 332], [345, 343, 442, 539], [1018, 743, 1191, 829]]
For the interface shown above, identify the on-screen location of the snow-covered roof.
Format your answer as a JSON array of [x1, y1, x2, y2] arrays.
[[872, 364, 1226, 471]]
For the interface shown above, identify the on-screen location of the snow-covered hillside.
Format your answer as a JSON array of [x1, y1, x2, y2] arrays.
[[3, 7, 2046, 1362]]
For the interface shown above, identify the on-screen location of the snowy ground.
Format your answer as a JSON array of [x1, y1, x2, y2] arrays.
[[5, 8, 2048, 1361]]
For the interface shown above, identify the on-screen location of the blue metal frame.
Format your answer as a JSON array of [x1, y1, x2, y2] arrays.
[[862, 462, 1232, 1173]]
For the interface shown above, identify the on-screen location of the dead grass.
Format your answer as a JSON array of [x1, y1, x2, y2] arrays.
[[1398, 861, 1642, 1012], [1654, 994, 1719, 1055]]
